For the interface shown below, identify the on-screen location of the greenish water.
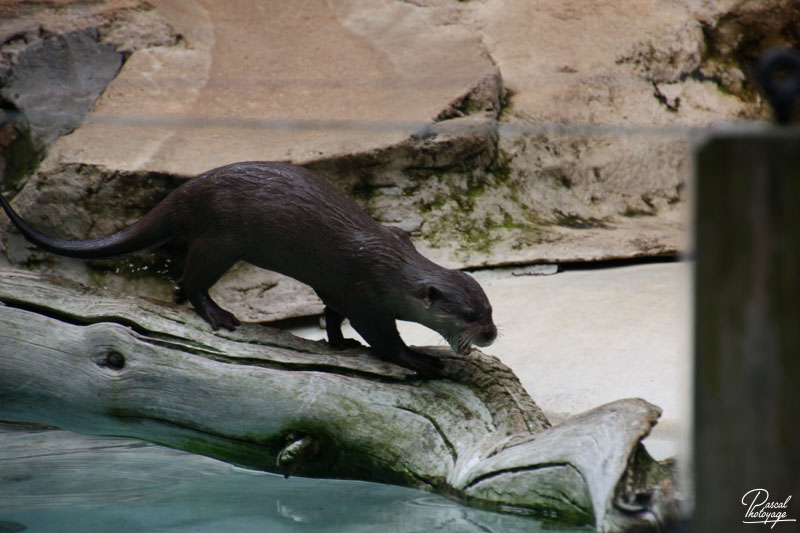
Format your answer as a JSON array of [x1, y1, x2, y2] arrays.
[[0, 425, 590, 533]]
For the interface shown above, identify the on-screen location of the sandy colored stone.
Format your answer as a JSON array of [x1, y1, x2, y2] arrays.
[[1, 0, 791, 322], [0, 0, 142, 40], [50, 0, 499, 175]]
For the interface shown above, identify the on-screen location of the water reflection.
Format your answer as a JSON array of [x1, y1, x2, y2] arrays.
[[0, 425, 591, 532]]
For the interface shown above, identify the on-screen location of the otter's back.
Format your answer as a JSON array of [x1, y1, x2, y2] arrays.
[[171, 161, 388, 288]]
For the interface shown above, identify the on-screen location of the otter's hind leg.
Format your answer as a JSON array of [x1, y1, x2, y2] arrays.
[[178, 240, 242, 331]]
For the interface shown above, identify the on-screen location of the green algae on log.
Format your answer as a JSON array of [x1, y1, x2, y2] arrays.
[[0, 269, 679, 531]]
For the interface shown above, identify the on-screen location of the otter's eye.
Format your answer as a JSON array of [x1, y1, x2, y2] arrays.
[[463, 311, 477, 322]]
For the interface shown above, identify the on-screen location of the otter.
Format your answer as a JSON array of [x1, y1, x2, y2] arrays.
[[0, 162, 497, 374]]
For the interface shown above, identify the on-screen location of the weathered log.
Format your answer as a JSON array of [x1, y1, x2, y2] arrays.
[[0, 268, 678, 531]]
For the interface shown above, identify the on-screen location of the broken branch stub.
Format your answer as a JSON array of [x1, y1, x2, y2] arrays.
[[0, 269, 678, 531]]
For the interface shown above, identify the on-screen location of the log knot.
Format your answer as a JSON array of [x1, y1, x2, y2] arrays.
[[92, 350, 125, 370]]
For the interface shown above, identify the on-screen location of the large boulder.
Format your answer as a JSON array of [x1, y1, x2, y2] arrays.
[[1, 0, 790, 321]]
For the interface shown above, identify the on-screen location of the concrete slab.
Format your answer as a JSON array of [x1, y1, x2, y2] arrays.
[[287, 261, 691, 460]]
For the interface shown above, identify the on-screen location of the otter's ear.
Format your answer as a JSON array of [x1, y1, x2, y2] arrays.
[[422, 285, 441, 308]]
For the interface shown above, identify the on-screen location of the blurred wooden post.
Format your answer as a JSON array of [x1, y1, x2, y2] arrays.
[[694, 129, 800, 531]]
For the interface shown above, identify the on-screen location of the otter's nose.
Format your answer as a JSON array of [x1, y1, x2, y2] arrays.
[[479, 325, 497, 346]]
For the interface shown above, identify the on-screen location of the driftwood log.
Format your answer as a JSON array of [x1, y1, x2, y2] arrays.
[[0, 268, 679, 531]]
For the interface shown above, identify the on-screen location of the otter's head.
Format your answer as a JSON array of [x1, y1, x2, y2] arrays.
[[411, 269, 497, 355]]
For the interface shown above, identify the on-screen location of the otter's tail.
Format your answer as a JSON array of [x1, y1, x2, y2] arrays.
[[0, 194, 173, 259]]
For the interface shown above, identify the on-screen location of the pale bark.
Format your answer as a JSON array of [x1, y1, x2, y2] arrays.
[[0, 268, 678, 531]]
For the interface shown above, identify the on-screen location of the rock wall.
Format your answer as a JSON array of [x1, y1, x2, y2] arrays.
[[1, 0, 795, 321]]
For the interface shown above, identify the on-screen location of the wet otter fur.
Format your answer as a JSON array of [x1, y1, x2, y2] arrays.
[[1, 162, 497, 374]]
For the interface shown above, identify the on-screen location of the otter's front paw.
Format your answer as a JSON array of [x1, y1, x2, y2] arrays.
[[397, 349, 444, 378], [329, 338, 364, 350]]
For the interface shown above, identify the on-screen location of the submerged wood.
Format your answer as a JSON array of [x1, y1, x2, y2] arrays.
[[0, 269, 678, 531]]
